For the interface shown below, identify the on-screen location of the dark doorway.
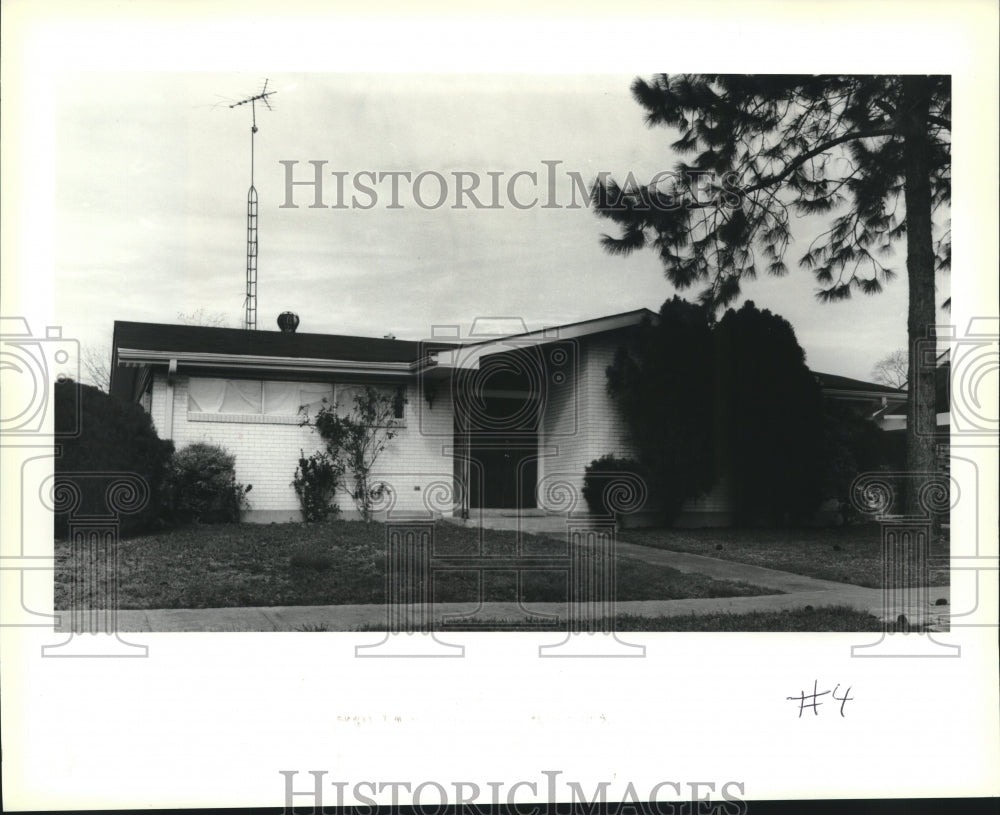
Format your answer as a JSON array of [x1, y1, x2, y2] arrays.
[[469, 440, 538, 509], [459, 352, 541, 510]]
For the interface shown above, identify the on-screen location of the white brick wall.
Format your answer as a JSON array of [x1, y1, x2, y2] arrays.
[[150, 373, 456, 516], [584, 334, 733, 516], [537, 332, 639, 512], [142, 329, 734, 522], [537, 331, 733, 518]]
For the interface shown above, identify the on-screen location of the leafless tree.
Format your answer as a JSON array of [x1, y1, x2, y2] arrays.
[[871, 349, 908, 389], [80, 343, 112, 392], [176, 308, 230, 327]]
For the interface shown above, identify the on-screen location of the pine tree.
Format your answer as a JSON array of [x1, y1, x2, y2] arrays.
[[595, 75, 950, 513]]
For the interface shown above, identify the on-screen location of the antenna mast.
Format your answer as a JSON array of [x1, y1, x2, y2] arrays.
[[230, 80, 276, 331]]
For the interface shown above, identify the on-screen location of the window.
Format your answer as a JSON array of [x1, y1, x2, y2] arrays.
[[334, 384, 407, 421], [188, 378, 333, 417]]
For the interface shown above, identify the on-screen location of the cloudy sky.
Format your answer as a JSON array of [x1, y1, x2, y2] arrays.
[[6, 4, 988, 391], [48, 70, 943, 384]]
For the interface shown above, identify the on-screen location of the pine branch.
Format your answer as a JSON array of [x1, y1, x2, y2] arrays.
[[741, 128, 897, 195]]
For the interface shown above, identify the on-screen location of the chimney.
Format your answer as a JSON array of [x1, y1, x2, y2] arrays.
[[277, 312, 300, 333]]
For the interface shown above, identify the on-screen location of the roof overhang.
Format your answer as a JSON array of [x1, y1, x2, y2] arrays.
[[822, 387, 907, 404], [426, 308, 654, 374], [116, 348, 439, 378], [878, 412, 950, 432], [460, 308, 654, 348]]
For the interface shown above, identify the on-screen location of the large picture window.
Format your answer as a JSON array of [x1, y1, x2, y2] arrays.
[[188, 378, 333, 417], [334, 384, 406, 421]]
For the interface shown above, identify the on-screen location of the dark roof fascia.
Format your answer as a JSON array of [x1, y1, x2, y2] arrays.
[[111, 320, 456, 363], [456, 308, 657, 350]]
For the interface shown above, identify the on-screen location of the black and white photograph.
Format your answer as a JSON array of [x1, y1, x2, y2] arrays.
[[48, 70, 957, 637], [1, 1, 997, 812]]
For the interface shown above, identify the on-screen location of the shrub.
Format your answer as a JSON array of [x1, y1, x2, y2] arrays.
[[607, 298, 832, 527], [583, 455, 649, 517], [302, 386, 402, 522], [606, 297, 716, 524], [54, 379, 174, 537], [164, 443, 251, 524], [292, 450, 343, 522], [822, 401, 895, 523], [715, 301, 827, 525]]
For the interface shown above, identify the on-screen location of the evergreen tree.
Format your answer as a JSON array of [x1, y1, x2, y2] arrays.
[[607, 298, 827, 525], [54, 380, 175, 536], [595, 75, 950, 513], [606, 296, 716, 523], [715, 301, 827, 525]]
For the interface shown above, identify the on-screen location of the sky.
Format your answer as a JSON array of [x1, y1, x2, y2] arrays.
[[46, 70, 945, 385]]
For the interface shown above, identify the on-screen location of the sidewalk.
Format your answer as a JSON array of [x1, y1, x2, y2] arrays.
[[59, 540, 950, 632]]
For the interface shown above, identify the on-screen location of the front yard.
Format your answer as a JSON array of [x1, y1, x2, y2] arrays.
[[617, 524, 950, 588], [347, 606, 888, 632], [54, 521, 775, 610]]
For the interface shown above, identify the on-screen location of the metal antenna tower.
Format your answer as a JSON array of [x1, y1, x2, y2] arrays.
[[230, 79, 276, 330]]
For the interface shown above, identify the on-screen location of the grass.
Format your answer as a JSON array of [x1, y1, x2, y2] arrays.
[[335, 605, 888, 632], [53, 520, 774, 610], [617, 524, 950, 588]]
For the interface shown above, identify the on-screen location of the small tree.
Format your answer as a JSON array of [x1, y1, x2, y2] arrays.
[[871, 349, 908, 389], [302, 386, 403, 522], [80, 343, 112, 392], [176, 308, 230, 327]]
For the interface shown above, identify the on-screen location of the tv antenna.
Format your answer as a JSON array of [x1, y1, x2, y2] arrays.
[[230, 79, 276, 330]]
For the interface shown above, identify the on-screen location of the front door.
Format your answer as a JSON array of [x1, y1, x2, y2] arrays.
[[470, 437, 538, 510], [464, 389, 539, 510]]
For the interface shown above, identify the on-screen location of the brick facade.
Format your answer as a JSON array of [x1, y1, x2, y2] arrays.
[[536, 332, 637, 512], [148, 372, 456, 520], [134, 314, 736, 524]]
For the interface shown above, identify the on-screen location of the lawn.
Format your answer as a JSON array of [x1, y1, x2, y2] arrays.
[[617, 524, 950, 588], [53, 521, 775, 610], [344, 605, 889, 632]]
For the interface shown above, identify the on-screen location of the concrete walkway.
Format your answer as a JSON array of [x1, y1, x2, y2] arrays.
[[61, 538, 951, 633]]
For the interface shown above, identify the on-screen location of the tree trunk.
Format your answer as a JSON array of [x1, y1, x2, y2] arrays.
[[900, 76, 938, 516]]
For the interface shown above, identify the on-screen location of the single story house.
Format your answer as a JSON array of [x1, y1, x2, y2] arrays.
[[109, 309, 908, 525]]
